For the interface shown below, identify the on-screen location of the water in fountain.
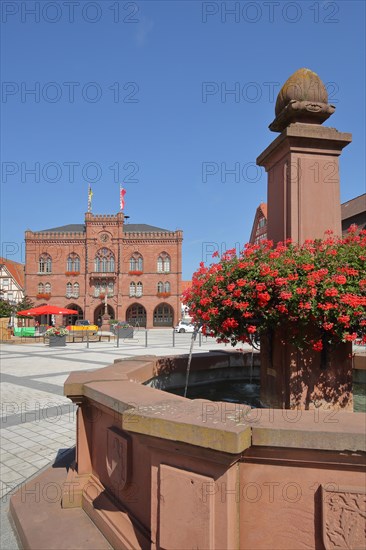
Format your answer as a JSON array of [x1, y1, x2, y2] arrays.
[[180, 329, 262, 407]]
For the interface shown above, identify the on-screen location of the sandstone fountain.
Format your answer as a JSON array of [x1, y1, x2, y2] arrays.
[[9, 69, 366, 550]]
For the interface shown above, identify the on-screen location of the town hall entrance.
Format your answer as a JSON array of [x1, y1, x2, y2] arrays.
[[126, 304, 147, 327], [153, 304, 174, 327]]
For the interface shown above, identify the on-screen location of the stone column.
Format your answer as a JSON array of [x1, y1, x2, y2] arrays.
[[256, 68, 353, 410], [257, 68, 352, 244], [257, 124, 352, 244]]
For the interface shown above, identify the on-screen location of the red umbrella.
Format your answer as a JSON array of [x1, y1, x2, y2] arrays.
[[17, 305, 78, 316]]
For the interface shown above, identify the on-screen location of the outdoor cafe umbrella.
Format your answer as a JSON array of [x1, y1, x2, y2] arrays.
[[17, 305, 78, 316], [17, 305, 79, 328]]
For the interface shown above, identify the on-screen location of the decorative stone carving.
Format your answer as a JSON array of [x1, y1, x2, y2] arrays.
[[270, 68, 336, 132], [321, 485, 366, 549], [275, 68, 329, 115], [106, 427, 131, 491], [100, 233, 109, 242]]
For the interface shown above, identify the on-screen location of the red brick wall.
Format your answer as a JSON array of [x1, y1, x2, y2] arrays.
[[25, 213, 183, 328]]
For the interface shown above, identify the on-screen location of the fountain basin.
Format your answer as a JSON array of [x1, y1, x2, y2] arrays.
[[10, 351, 366, 550]]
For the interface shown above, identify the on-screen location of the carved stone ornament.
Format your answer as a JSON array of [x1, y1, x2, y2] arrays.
[[269, 100, 335, 132], [321, 485, 366, 550], [106, 427, 131, 490], [100, 233, 109, 243], [269, 68, 336, 132]]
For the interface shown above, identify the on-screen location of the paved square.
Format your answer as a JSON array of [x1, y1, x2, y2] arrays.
[[1, 330, 244, 499]]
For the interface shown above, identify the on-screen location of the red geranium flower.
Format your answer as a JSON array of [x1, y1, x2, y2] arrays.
[[333, 275, 347, 285], [325, 287, 338, 297], [184, 231, 365, 351], [312, 340, 323, 352]]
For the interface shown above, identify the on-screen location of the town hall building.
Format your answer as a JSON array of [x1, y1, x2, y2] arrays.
[[24, 212, 183, 328]]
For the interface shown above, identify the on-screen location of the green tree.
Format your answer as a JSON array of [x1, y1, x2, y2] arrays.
[[0, 299, 13, 318], [16, 295, 35, 315]]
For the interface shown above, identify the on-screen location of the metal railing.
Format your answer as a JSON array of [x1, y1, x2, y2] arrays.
[[12, 327, 217, 351]]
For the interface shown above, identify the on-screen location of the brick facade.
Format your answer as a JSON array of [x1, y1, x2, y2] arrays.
[[25, 212, 183, 328]]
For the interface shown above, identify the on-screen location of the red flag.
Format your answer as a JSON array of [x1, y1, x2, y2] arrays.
[[120, 187, 126, 211]]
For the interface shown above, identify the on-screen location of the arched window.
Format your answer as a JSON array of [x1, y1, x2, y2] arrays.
[[66, 254, 80, 272], [66, 282, 72, 297], [73, 283, 79, 297], [157, 281, 163, 293], [164, 282, 171, 293], [39, 254, 52, 273], [95, 248, 115, 273], [129, 253, 143, 272], [93, 281, 113, 297], [136, 282, 143, 297], [44, 283, 51, 294], [157, 252, 171, 273], [74, 256, 80, 272], [38, 283, 44, 294], [164, 256, 171, 272], [129, 282, 136, 297]]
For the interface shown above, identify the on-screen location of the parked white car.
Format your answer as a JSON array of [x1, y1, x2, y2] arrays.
[[174, 321, 201, 333]]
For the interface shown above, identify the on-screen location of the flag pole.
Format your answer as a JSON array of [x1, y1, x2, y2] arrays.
[[88, 185, 93, 212]]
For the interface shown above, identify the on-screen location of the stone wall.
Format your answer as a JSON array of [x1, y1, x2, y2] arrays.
[[60, 353, 365, 550]]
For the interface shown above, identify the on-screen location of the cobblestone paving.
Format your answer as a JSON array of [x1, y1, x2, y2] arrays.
[[1, 331, 241, 499]]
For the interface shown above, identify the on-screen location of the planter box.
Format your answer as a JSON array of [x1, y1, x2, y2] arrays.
[[260, 326, 353, 410], [49, 335, 66, 347], [116, 328, 134, 339]]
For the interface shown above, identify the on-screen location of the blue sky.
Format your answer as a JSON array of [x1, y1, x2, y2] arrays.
[[1, 0, 365, 278]]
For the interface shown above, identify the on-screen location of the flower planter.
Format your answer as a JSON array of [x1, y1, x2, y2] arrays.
[[116, 328, 134, 339], [260, 326, 353, 410], [49, 335, 66, 347], [36, 294, 51, 300]]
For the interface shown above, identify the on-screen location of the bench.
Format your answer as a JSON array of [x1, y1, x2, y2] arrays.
[[67, 331, 112, 343], [98, 333, 111, 342], [67, 331, 94, 343]]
